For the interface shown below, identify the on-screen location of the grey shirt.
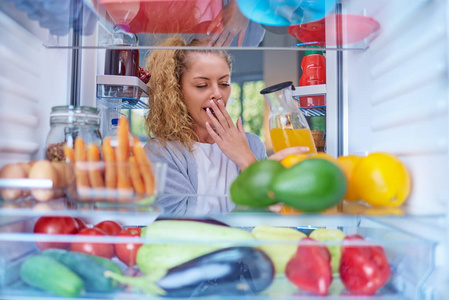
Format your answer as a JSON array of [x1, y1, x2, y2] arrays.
[[146, 132, 267, 215]]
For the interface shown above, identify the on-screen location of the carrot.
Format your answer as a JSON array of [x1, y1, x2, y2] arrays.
[[64, 145, 75, 164], [102, 137, 117, 189], [74, 137, 90, 188], [87, 143, 104, 188], [116, 117, 132, 190], [132, 136, 156, 195], [128, 155, 145, 195]]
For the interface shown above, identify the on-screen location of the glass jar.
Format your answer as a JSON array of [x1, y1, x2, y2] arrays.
[[45, 106, 102, 162]]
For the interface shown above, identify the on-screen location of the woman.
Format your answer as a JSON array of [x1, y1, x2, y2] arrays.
[[144, 37, 307, 215]]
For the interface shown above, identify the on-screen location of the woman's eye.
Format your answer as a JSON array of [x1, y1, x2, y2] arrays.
[[196, 85, 207, 88], [221, 83, 230, 87]]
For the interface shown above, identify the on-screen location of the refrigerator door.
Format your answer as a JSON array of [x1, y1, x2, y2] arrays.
[[337, 0, 449, 297]]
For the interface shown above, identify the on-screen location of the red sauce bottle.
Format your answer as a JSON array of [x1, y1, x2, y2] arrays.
[[298, 49, 326, 107]]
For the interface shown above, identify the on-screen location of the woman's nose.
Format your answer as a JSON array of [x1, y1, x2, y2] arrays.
[[210, 84, 222, 100]]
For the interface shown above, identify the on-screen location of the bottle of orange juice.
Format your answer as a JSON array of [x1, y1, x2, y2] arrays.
[[260, 81, 317, 154]]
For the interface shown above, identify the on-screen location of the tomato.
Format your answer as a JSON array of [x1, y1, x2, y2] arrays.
[[70, 228, 114, 259], [33, 216, 79, 250], [94, 220, 122, 235], [115, 227, 142, 267], [74, 218, 88, 231]]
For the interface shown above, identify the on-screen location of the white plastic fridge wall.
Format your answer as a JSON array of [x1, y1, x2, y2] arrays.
[[342, 0, 449, 213]]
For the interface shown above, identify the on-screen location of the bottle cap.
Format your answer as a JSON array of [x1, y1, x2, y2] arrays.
[[304, 46, 324, 56]]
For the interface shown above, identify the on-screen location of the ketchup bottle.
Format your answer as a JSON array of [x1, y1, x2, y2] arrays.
[[298, 49, 326, 107]]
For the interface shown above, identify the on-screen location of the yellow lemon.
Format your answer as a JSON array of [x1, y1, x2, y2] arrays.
[[280, 154, 308, 168], [337, 155, 363, 201], [363, 206, 405, 216], [308, 152, 344, 170], [278, 204, 302, 215], [351, 152, 411, 207], [281, 152, 341, 169]]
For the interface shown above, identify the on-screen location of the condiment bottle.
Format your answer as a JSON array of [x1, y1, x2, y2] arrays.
[[104, 26, 140, 77], [298, 49, 326, 107]]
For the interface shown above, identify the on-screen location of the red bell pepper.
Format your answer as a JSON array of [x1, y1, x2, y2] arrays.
[[285, 237, 332, 296], [339, 234, 391, 295]]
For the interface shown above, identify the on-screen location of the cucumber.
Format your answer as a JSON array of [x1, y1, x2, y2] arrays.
[[20, 255, 84, 297], [42, 249, 122, 292]]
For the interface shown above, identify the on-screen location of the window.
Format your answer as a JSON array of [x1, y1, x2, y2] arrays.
[[227, 80, 266, 143]]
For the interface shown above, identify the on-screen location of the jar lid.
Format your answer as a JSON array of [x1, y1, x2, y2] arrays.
[[50, 105, 100, 120], [260, 81, 295, 94]]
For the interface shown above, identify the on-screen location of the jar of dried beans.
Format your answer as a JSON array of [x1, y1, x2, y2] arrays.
[[45, 106, 102, 162]]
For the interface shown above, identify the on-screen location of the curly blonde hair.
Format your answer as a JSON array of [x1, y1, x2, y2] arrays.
[[144, 36, 233, 151]]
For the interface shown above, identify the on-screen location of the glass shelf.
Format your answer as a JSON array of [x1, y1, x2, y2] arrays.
[[0, 0, 381, 51], [0, 200, 439, 299]]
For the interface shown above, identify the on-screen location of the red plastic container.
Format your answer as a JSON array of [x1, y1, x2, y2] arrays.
[[298, 51, 326, 107], [288, 13, 380, 47], [98, 0, 223, 34]]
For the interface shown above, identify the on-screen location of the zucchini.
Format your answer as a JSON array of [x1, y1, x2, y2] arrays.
[[155, 217, 230, 227], [42, 249, 122, 292], [20, 255, 84, 297], [138, 220, 254, 274]]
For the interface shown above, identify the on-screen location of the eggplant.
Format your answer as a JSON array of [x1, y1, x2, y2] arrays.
[[157, 246, 274, 297], [105, 247, 275, 297]]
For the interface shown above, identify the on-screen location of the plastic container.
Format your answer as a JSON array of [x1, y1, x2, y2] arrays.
[[299, 49, 326, 107], [0, 212, 437, 299], [45, 106, 102, 162], [65, 161, 167, 206]]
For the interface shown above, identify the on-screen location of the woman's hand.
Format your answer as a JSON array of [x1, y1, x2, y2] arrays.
[[205, 99, 257, 170], [206, 0, 249, 47], [268, 146, 310, 161]]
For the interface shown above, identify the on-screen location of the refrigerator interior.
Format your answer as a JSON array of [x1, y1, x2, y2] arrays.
[[0, 0, 448, 299]]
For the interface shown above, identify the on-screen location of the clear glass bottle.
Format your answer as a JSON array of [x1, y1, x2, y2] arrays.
[[45, 106, 102, 162], [261, 81, 317, 154]]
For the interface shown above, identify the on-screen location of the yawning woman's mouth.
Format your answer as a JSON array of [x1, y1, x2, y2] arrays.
[[204, 107, 216, 115]]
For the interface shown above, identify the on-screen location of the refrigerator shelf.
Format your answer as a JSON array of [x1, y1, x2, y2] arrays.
[[0, 213, 437, 299], [96, 75, 149, 110], [299, 105, 326, 117], [0, 0, 378, 51]]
